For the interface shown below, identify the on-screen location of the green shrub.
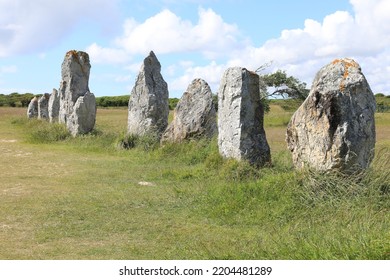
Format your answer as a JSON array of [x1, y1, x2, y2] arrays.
[[169, 98, 179, 110]]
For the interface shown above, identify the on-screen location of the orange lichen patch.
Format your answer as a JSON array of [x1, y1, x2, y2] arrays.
[[332, 58, 360, 92], [66, 49, 78, 58], [64, 50, 90, 76]]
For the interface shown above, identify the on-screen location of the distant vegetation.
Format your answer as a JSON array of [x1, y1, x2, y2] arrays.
[[1, 92, 389, 112], [0, 92, 36, 107], [95, 95, 129, 107], [375, 93, 390, 112]]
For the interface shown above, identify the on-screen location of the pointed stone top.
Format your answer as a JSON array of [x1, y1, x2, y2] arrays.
[[142, 50, 161, 70]]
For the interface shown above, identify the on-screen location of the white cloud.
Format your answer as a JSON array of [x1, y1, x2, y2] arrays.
[[169, 61, 225, 93], [89, 7, 242, 63], [45, 0, 390, 95], [0, 0, 119, 57], [86, 43, 131, 64], [224, 0, 390, 94]]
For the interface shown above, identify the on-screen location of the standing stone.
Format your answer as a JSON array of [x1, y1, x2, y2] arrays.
[[218, 67, 271, 166], [161, 78, 217, 143], [58, 50, 96, 136], [38, 93, 50, 120], [127, 51, 169, 138], [27, 97, 38, 119], [286, 58, 376, 172], [48, 88, 60, 123]]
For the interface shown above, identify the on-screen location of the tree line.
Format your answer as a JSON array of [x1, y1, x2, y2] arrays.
[[0, 92, 181, 110], [2, 69, 388, 112]]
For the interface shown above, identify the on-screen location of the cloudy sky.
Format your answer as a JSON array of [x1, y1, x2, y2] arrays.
[[0, 0, 389, 98]]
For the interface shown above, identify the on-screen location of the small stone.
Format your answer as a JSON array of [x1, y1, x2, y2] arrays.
[[161, 78, 217, 143], [48, 88, 60, 123], [138, 181, 156, 186], [286, 58, 376, 172], [67, 91, 97, 136], [27, 97, 38, 119], [38, 93, 50, 120]]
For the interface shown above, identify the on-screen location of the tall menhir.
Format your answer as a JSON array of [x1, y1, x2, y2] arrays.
[[127, 51, 169, 139], [58, 50, 96, 136], [218, 67, 271, 166]]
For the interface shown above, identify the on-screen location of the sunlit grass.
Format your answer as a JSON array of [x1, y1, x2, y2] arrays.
[[0, 106, 389, 259]]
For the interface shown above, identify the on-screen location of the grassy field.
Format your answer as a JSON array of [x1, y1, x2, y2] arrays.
[[0, 105, 389, 259]]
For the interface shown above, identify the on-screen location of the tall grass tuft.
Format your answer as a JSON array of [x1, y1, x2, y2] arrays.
[[295, 148, 390, 209], [116, 132, 160, 151], [12, 118, 70, 143]]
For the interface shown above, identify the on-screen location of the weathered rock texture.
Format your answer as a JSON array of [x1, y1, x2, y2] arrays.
[[48, 88, 60, 123], [218, 67, 271, 166], [58, 50, 96, 136], [127, 51, 169, 138], [286, 58, 376, 172], [161, 78, 217, 143], [27, 97, 38, 119], [38, 93, 50, 120]]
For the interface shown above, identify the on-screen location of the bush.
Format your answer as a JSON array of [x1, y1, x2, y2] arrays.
[[0, 92, 35, 107], [169, 98, 179, 110], [96, 95, 129, 107], [377, 102, 390, 112]]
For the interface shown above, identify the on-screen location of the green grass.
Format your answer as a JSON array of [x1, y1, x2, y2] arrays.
[[0, 107, 389, 259]]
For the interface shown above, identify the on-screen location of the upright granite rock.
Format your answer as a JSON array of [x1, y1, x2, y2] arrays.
[[218, 67, 271, 166], [48, 88, 60, 123], [27, 97, 38, 119], [127, 51, 169, 138], [58, 50, 96, 136], [161, 78, 217, 143], [286, 58, 376, 172], [38, 93, 50, 120]]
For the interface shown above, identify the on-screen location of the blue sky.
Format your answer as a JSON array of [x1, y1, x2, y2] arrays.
[[1, 0, 389, 98]]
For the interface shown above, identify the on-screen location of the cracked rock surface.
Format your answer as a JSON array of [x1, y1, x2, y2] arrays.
[[58, 50, 96, 136], [127, 51, 169, 138], [286, 58, 376, 172], [161, 78, 217, 143], [218, 67, 271, 166]]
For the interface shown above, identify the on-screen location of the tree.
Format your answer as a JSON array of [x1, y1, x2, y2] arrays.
[[259, 69, 309, 100]]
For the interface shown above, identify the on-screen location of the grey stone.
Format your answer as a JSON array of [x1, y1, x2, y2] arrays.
[[286, 58, 376, 172], [161, 78, 217, 143], [67, 91, 96, 136], [127, 51, 169, 138], [58, 50, 96, 136], [27, 97, 38, 119], [218, 67, 271, 166], [48, 88, 60, 123], [38, 93, 50, 120]]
